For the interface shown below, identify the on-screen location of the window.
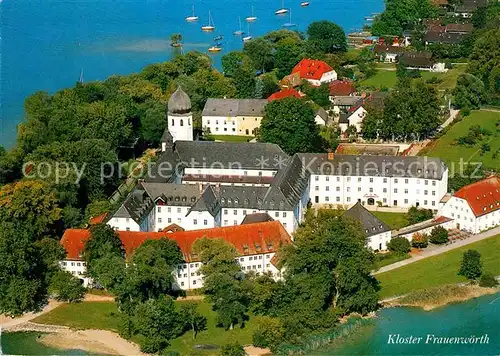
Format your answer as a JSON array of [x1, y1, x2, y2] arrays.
[[394, 179, 398, 184], [432, 201, 436, 206], [158, 218, 162, 223], [167, 207, 171, 213], [383, 188, 387, 193], [275, 212, 279, 217], [181, 282, 184, 287], [233, 210, 237, 215], [326, 186, 330, 191], [432, 191, 436, 196], [315, 186, 319, 191], [180, 119, 184, 126], [204, 219, 208, 225], [337, 177, 340, 182], [424, 190, 428, 195], [315, 176, 319, 181], [283, 222, 287, 227], [172, 119, 175, 126], [283, 212, 287, 217], [177, 208, 181, 213], [432, 181, 436, 186], [336, 197, 340, 202], [369, 178, 374, 183], [347, 197, 351, 202], [394, 188, 398, 193], [315, 196, 319, 203], [77, 262, 81, 266], [404, 189, 408, 194], [191, 272, 195, 276], [383, 178, 387, 183], [325, 196, 330, 202], [168, 218, 172, 223], [405, 179, 409, 184], [424, 200, 428, 205], [233, 220, 237, 225], [193, 219, 198, 225], [326, 176, 330, 182], [126, 227, 130, 231], [347, 187, 351, 192], [224, 220, 228, 225], [183, 273, 187, 277], [347, 177, 351, 182], [358, 177, 362, 182], [125, 218, 130, 223], [193, 280, 197, 285], [358, 187, 362, 192], [383, 198, 387, 203], [240, 257, 244, 262], [224, 209, 228, 215], [157, 207, 161, 213], [336, 186, 340, 192], [369, 187, 373, 193], [404, 199, 408, 204], [259, 256, 262, 260]]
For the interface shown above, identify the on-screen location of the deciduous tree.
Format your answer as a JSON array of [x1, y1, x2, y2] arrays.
[[458, 249, 482, 280], [306, 21, 347, 53]]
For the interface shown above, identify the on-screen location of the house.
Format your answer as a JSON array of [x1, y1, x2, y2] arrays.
[[453, 0, 487, 18], [267, 88, 301, 102], [330, 96, 364, 114], [393, 216, 454, 241], [291, 59, 338, 86], [373, 45, 405, 62], [241, 212, 274, 225], [314, 107, 330, 126], [329, 80, 356, 97], [201, 98, 267, 136], [399, 52, 447, 73], [440, 176, 500, 234], [299, 152, 448, 210], [338, 99, 367, 133], [344, 202, 392, 250], [60, 221, 292, 289], [424, 31, 467, 45]]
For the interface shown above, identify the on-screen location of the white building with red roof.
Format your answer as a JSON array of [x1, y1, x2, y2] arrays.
[[291, 59, 337, 86], [60, 221, 292, 289], [440, 176, 500, 233]]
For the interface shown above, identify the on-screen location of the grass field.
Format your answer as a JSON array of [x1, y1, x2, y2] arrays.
[[212, 135, 253, 143], [420, 110, 500, 170], [371, 211, 409, 230], [374, 252, 410, 270], [33, 300, 256, 355], [359, 66, 465, 90], [377, 234, 500, 299]]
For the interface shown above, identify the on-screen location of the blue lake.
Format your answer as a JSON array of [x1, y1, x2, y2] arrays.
[[0, 0, 383, 147]]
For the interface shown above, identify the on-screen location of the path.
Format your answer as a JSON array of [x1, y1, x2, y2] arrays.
[[373, 226, 500, 275], [439, 109, 459, 131]]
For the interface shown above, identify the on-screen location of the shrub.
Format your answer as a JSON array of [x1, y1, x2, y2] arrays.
[[411, 233, 429, 248], [387, 237, 411, 254], [252, 316, 285, 352], [460, 107, 471, 117], [458, 249, 482, 280], [407, 206, 433, 225], [478, 272, 498, 287], [429, 226, 449, 244], [220, 341, 245, 356]]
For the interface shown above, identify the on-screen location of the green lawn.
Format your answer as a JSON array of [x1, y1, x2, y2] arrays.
[[420, 110, 500, 170], [435, 65, 466, 91], [374, 252, 410, 270], [371, 211, 409, 230], [212, 135, 254, 143], [377, 234, 500, 299], [33, 300, 257, 355]]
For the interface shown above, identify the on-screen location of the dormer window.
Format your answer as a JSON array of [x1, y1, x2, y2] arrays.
[[221, 198, 226, 203], [191, 197, 196, 202], [182, 196, 187, 202], [234, 198, 239, 204], [267, 243, 273, 250]]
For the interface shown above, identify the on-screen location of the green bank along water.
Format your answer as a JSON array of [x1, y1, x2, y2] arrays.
[[2, 294, 499, 355]]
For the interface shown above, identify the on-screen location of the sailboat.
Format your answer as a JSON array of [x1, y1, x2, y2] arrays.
[[201, 11, 215, 32], [233, 17, 245, 36], [282, 10, 296, 27], [243, 22, 253, 42], [78, 68, 84, 83], [275, 0, 288, 14], [185, 5, 199, 22], [246, 5, 257, 22]]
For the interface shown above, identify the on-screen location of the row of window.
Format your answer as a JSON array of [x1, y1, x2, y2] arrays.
[[314, 176, 437, 186], [170, 118, 191, 126], [314, 196, 437, 206], [314, 185, 437, 196], [61, 261, 86, 267]]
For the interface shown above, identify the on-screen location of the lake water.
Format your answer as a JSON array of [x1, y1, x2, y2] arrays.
[[0, 332, 89, 355], [0, 0, 383, 148]]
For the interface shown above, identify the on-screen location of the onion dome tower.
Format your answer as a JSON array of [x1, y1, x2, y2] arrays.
[[167, 86, 193, 142]]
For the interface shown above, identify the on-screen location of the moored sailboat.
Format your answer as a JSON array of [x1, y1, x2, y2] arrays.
[[201, 11, 215, 32], [233, 17, 245, 36], [246, 5, 257, 22], [275, 0, 288, 14], [185, 5, 198, 22]]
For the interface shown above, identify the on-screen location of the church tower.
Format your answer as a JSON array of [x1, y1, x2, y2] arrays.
[[167, 86, 193, 142]]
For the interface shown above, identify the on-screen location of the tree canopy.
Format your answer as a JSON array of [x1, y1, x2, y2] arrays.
[[306, 21, 348, 53]]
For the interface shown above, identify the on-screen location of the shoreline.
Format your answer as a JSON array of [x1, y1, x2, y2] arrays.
[[382, 284, 499, 311]]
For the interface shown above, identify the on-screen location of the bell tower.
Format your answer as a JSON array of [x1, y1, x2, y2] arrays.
[[167, 86, 193, 142]]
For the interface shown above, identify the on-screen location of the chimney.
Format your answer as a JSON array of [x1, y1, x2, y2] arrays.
[[327, 149, 334, 161]]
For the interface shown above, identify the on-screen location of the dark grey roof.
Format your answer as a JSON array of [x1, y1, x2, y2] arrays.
[[175, 141, 288, 170], [141, 182, 204, 207], [400, 52, 435, 67], [241, 213, 274, 225], [331, 96, 363, 106], [297, 153, 447, 179], [116, 188, 155, 224], [189, 186, 220, 217], [219, 186, 268, 210], [339, 113, 350, 124], [424, 31, 466, 44], [345, 202, 391, 237], [315, 107, 329, 121], [455, 0, 487, 12], [202, 98, 267, 117], [168, 86, 191, 114]]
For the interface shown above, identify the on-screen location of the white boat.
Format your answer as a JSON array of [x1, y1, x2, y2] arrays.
[[275, 0, 288, 14], [185, 5, 199, 22], [242, 23, 252, 42], [300, 1, 310, 6], [246, 5, 257, 22], [233, 17, 245, 36], [201, 11, 215, 32], [208, 45, 222, 53], [282, 10, 296, 27]]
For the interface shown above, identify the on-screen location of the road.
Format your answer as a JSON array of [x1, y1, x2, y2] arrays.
[[373, 226, 500, 275]]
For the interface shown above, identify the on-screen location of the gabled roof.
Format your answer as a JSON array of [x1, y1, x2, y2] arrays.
[[453, 176, 500, 217], [89, 213, 107, 225], [202, 98, 267, 117], [61, 221, 292, 262], [268, 88, 301, 102], [241, 213, 274, 225], [292, 59, 334, 81], [424, 31, 466, 44], [399, 52, 435, 67], [345, 202, 391, 237], [455, 0, 487, 12], [315, 107, 329, 121], [329, 80, 356, 96]]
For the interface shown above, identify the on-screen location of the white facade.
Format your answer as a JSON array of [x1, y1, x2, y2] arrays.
[[108, 217, 141, 232], [168, 113, 193, 142], [155, 205, 219, 232], [440, 196, 500, 234], [306, 70, 338, 86], [367, 231, 392, 251], [339, 106, 367, 133], [60, 252, 282, 291], [202, 115, 240, 135], [310, 173, 448, 210]]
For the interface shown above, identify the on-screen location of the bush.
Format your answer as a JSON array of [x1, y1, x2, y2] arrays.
[[429, 226, 449, 244], [387, 237, 411, 254], [411, 233, 429, 248], [478, 272, 498, 287], [458, 249, 482, 280], [252, 316, 285, 352], [407, 207, 433, 225], [220, 341, 245, 356]]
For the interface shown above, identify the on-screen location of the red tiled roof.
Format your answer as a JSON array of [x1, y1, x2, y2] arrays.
[[267, 88, 301, 102], [329, 80, 356, 96], [61, 221, 292, 262], [454, 176, 500, 217], [292, 59, 334, 81], [89, 213, 107, 225]]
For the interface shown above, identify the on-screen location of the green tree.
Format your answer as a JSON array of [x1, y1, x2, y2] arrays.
[[243, 38, 274, 73], [302, 82, 331, 107], [468, 29, 500, 85], [306, 21, 347, 53], [128, 238, 184, 301], [84, 224, 124, 279], [429, 226, 449, 244], [49, 270, 85, 302], [387, 237, 411, 254], [458, 249, 482, 280], [222, 52, 250, 77], [453, 73, 486, 109], [407, 206, 433, 225], [134, 297, 183, 353], [220, 341, 245, 356], [179, 303, 208, 339], [479, 272, 498, 287], [260, 73, 280, 98], [140, 101, 167, 146], [320, 125, 340, 151], [252, 316, 285, 352], [275, 42, 302, 79], [259, 97, 322, 154]]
